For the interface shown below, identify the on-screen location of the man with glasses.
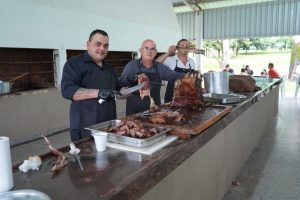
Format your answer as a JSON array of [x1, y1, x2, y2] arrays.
[[61, 29, 123, 141], [120, 39, 183, 115], [156, 39, 203, 103]]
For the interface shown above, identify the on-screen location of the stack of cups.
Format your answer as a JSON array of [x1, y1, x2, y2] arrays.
[[0, 136, 14, 192]]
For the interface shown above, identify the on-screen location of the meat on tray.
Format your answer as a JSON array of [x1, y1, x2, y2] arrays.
[[148, 110, 183, 124], [105, 119, 159, 138]]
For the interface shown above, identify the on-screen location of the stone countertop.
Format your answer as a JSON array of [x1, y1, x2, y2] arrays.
[[11, 78, 281, 200]]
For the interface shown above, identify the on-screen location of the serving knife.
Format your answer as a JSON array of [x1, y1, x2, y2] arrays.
[[98, 83, 145, 104], [117, 83, 145, 99]]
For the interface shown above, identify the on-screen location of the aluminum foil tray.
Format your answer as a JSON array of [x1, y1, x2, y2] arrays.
[[86, 120, 171, 148], [203, 93, 243, 104]]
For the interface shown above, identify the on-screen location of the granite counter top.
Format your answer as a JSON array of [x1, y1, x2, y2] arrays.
[[12, 78, 281, 200]]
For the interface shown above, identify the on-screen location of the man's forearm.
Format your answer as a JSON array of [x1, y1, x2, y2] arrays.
[[157, 45, 176, 63], [156, 53, 170, 63], [72, 88, 99, 101]]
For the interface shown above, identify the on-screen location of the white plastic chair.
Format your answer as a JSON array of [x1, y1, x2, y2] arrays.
[[279, 75, 286, 98], [294, 74, 300, 98]]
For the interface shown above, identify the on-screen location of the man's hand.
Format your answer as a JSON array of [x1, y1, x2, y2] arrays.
[[168, 45, 176, 56], [127, 74, 138, 84], [98, 89, 121, 101]]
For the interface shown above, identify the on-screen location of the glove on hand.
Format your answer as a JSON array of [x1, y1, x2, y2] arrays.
[[98, 89, 121, 101], [127, 74, 138, 84]]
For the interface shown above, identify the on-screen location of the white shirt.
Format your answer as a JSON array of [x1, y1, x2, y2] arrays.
[[163, 55, 195, 71]]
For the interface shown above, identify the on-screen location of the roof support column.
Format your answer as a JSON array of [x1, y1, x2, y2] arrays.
[[195, 11, 204, 72], [53, 44, 67, 88]]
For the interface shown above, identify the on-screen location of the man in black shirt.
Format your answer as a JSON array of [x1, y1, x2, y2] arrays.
[[61, 29, 122, 141]]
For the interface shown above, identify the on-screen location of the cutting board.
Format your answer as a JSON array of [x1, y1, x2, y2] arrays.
[[130, 105, 232, 139]]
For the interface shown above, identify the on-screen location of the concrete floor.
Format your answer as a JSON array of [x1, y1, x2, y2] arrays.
[[223, 93, 300, 200]]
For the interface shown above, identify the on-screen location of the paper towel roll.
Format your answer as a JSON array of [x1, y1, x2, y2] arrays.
[[0, 137, 14, 192]]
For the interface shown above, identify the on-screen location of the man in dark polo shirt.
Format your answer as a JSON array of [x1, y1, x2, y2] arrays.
[[61, 29, 123, 141], [120, 39, 184, 115]]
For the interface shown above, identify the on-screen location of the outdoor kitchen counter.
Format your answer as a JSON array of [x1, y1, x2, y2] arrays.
[[12, 78, 281, 200]]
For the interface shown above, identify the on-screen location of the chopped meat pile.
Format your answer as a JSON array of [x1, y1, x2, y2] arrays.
[[138, 74, 156, 108], [105, 119, 159, 138], [149, 110, 183, 124], [171, 72, 205, 107]]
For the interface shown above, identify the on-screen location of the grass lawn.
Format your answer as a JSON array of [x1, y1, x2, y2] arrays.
[[197, 50, 298, 94], [202, 50, 291, 75]]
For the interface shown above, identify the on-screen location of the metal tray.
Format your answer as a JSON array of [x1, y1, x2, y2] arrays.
[[86, 120, 171, 148], [203, 93, 241, 104], [0, 189, 51, 200]]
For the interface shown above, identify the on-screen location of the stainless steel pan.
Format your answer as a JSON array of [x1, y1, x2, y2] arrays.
[[0, 81, 12, 94], [0, 72, 29, 95]]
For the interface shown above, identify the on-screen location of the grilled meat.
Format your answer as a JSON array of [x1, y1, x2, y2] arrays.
[[171, 72, 205, 107], [149, 111, 183, 124], [105, 119, 158, 138], [138, 74, 156, 108]]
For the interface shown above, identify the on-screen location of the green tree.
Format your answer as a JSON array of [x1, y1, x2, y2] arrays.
[[276, 37, 292, 50], [204, 40, 223, 57], [249, 38, 268, 51], [289, 37, 300, 78], [229, 39, 249, 55], [239, 39, 251, 53]]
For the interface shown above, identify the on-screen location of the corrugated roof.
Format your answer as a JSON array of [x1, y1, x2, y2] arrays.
[[171, 0, 276, 13]]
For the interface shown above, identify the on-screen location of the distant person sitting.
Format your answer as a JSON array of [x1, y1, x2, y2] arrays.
[[223, 64, 234, 74], [240, 68, 248, 75], [260, 69, 267, 76], [245, 65, 254, 75], [267, 63, 280, 78]]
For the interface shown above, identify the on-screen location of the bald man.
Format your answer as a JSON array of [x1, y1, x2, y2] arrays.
[[120, 39, 184, 115]]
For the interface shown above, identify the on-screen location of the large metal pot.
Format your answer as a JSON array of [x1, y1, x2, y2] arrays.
[[203, 72, 230, 94], [0, 81, 12, 94]]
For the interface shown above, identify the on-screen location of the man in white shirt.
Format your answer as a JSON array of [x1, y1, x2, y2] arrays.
[[157, 39, 202, 103]]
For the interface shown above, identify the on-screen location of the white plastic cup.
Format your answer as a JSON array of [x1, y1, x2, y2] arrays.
[[92, 132, 108, 152], [96, 152, 109, 170]]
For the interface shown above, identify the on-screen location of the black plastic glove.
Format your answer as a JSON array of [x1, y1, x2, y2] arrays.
[[127, 74, 138, 84], [98, 89, 121, 101]]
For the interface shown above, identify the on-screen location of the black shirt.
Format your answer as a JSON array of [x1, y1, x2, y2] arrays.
[[61, 52, 122, 141], [61, 52, 121, 100]]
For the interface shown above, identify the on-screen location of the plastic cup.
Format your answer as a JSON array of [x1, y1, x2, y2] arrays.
[[92, 132, 108, 152], [95, 152, 109, 170]]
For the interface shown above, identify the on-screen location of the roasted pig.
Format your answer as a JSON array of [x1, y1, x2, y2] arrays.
[[171, 72, 206, 107]]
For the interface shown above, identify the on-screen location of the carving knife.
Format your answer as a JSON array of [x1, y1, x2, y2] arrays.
[[117, 83, 145, 99], [98, 83, 145, 104]]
